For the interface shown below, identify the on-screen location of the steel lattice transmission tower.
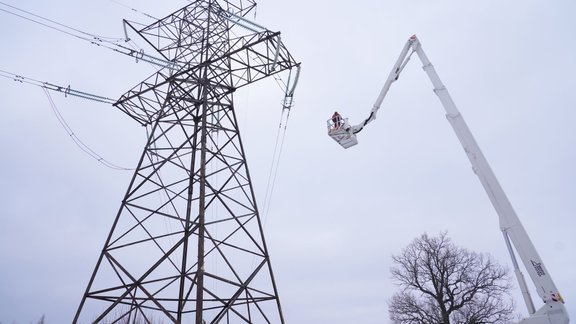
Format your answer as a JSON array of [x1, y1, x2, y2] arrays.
[[73, 0, 299, 323]]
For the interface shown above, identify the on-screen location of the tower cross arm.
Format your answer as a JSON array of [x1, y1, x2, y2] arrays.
[[114, 31, 299, 126]]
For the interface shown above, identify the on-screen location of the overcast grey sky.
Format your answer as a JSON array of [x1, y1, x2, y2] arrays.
[[0, 1, 575, 323]]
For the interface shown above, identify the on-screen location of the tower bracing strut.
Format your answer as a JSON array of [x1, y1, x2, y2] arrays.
[[73, 0, 299, 323]]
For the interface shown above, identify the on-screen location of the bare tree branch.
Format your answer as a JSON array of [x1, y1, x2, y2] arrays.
[[388, 233, 515, 324]]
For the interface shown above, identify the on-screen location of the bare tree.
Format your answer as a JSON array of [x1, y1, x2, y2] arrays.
[[389, 232, 515, 324]]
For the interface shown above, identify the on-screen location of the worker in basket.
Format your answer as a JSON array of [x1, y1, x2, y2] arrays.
[[331, 111, 343, 129]]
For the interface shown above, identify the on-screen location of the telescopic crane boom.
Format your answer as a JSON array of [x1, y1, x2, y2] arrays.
[[328, 35, 569, 324]]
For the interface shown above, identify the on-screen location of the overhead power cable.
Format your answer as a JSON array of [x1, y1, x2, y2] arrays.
[[0, 1, 179, 70], [2, 69, 132, 170], [109, 0, 158, 20], [260, 65, 300, 226], [0, 1, 124, 42], [41, 87, 133, 171], [0, 68, 116, 104]]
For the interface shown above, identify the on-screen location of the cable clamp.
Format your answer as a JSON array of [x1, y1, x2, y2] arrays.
[[136, 49, 144, 63]]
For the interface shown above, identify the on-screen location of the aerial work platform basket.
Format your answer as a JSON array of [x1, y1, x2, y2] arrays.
[[327, 117, 358, 149]]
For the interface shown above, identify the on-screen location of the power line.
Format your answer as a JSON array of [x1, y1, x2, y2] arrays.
[[0, 2, 180, 70], [1, 69, 133, 170], [1, 1, 301, 184], [0, 1, 124, 42], [41, 87, 133, 171], [260, 65, 300, 226], [0, 69, 116, 104], [109, 0, 158, 21]]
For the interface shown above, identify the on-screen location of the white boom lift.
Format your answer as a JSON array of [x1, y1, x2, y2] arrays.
[[328, 35, 569, 324]]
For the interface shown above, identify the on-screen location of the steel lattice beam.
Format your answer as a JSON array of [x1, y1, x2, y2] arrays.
[[116, 30, 295, 126], [74, 0, 298, 323]]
